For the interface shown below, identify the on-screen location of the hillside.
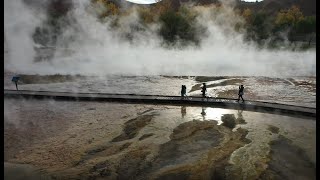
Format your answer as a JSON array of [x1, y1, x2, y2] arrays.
[[23, 0, 316, 17], [236, 0, 316, 16], [22, 0, 315, 51], [168, 0, 316, 16]]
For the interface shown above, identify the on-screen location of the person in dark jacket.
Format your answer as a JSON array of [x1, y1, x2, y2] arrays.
[[237, 85, 244, 102], [201, 83, 207, 98], [181, 85, 187, 98]]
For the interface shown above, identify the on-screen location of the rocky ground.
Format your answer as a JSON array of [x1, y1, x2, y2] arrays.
[[4, 99, 250, 179]]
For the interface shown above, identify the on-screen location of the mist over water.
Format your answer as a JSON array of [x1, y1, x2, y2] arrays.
[[4, 0, 316, 77]]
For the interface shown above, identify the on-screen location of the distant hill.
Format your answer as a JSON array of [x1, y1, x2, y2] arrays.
[[236, 0, 316, 16], [22, 0, 316, 17], [149, 0, 316, 16], [174, 0, 316, 16]]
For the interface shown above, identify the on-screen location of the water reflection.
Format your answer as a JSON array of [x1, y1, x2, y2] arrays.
[[180, 106, 241, 125], [237, 109, 243, 118], [236, 109, 246, 124], [204, 108, 234, 125], [181, 106, 186, 118], [201, 107, 206, 120]]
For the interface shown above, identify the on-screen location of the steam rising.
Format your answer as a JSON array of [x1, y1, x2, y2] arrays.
[[4, 0, 316, 77]]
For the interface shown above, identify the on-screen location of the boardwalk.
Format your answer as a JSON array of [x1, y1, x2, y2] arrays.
[[4, 89, 316, 118]]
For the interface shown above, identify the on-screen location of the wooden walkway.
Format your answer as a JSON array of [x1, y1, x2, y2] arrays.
[[4, 90, 316, 119]]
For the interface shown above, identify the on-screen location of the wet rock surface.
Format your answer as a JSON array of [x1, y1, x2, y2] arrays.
[[4, 99, 315, 180], [85, 120, 250, 180], [112, 114, 155, 142], [139, 133, 154, 141], [221, 114, 236, 129], [4, 99, 75, 161], [267, 125, 280, 134], [4, 162, 53, 180], [259, 135, 316, 180], [144, 120, 249, 180], [154, 120, 224, 167]]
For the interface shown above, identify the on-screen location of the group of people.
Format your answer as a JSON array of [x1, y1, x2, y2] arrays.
[[11, 73, 245, 102], [181, 83, 245, 102]]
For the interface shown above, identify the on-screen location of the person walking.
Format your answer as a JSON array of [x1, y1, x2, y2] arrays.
[[201, 83, 207, 98], [181, 85, 187, 98], [237, 85, 245, 102], [12, 76, 20, 91]]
